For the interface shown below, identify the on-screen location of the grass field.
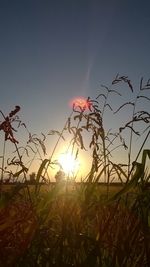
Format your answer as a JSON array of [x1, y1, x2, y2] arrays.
[[0, 76, 150, 266], [0, 180, 150, 267]]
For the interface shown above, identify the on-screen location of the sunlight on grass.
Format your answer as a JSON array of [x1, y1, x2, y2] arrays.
[[0, 75, 150, 266]]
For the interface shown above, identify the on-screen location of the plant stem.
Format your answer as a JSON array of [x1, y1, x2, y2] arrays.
[[128, 130, 150, 178], [0, 136, 6, 183], [43, 111, 74, 178], [14, 142, 32, 204]]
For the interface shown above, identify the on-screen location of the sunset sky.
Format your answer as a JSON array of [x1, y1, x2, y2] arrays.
[[0, 0, 150, 179]]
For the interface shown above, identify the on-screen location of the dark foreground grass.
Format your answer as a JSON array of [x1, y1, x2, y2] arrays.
[[0, 181, 150, 267]]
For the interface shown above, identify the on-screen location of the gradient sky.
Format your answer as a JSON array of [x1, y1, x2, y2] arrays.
[[0, 0, 150, 178]]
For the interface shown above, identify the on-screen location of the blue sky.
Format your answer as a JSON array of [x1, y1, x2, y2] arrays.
[[0, 0, 150, 177]]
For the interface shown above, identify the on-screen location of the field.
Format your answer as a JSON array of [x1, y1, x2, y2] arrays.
[[0, 76, 150, 266], [0, 181, 150, 267]]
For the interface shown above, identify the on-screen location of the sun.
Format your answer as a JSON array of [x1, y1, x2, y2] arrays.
[[58, 151, 80, 176]]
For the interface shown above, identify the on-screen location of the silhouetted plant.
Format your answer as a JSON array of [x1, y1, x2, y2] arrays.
[[0, 75, 150, 267]]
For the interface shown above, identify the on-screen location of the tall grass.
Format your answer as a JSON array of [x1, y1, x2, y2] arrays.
[[0, 75, 150, 266]]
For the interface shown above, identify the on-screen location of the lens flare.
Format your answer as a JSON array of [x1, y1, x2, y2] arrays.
[[69, 97, 90, 110]]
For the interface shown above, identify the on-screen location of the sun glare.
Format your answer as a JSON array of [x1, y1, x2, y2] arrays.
[[58, 151, 80, 176], [69, 97, 90, 110]]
